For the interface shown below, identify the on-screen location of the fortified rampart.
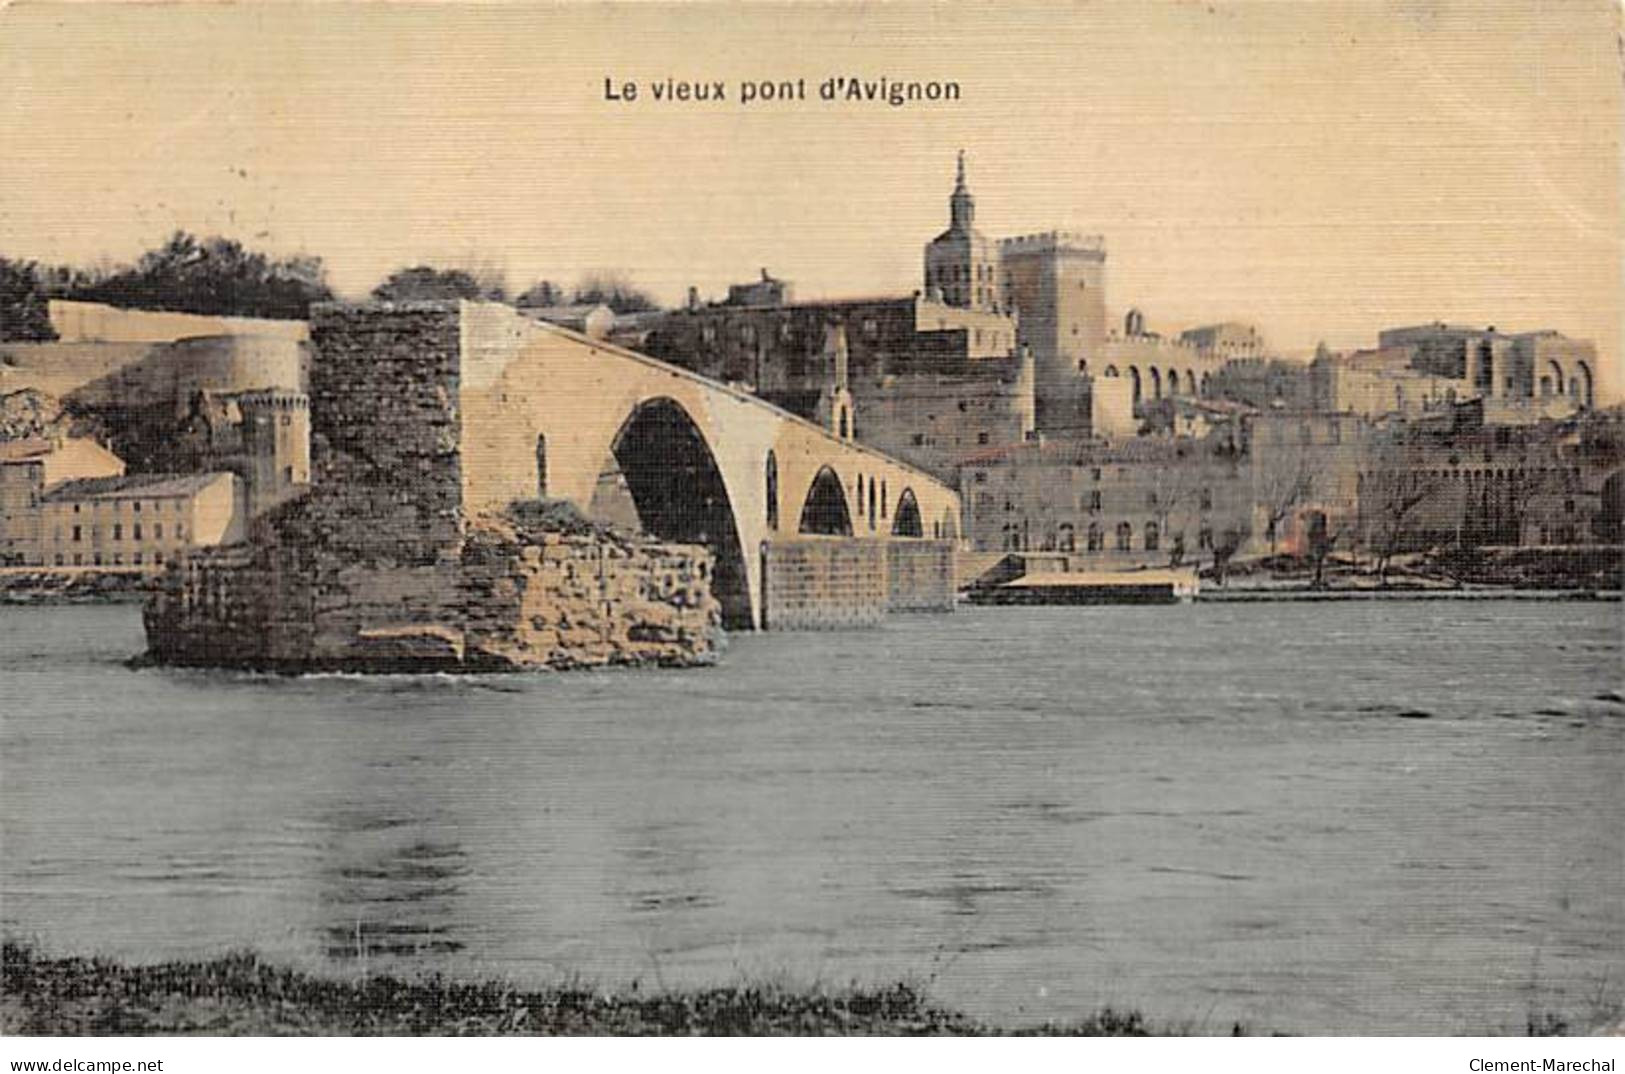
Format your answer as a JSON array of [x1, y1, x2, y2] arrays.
[[47, 299, 309, 345]]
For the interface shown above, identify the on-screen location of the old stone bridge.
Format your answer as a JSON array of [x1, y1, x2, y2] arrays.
[[315, 301, 962, 631]]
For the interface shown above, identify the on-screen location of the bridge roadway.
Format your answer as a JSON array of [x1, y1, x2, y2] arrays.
[[453, 302, 962, 628]]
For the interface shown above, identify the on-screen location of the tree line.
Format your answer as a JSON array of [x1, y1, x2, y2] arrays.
[[0, 232, 661, 341]]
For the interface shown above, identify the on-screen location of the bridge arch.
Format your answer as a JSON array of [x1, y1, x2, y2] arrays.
[[892, 488, 923, 537], [604, 396, 752, 629], [799, 465, 854, 536]]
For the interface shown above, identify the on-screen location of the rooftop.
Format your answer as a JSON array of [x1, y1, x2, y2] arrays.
[[42, 472, 228, 502], [0, 438, 57, 463]]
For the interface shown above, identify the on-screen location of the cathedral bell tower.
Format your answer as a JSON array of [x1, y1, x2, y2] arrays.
[[923, 151, 1000, 312]]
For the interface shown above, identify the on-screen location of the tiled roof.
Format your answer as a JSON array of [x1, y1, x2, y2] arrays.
[[41, 472, 228, 502]]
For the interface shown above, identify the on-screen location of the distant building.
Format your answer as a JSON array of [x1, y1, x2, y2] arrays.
[[1001, 230, 1107, 436], [1376, 323, 1596, 409], [959, 433, 1253, 565], [725, 269, 793, 308], [1301, 324, 1598, 423], [1179, 322, 1267, 360], [34, 471, 244, 569], [1309, 345, 1460, 418], [0, 437, 125, 565], [641, 291, 1022, 477], [1096, 311, 1268, 419], [1205, 356, 1315, 412]]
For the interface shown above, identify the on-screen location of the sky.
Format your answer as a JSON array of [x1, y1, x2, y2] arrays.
[[1, 0, 1619, 398]]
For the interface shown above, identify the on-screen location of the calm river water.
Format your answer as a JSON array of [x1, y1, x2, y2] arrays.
[[2, 602, 1621, 1034]]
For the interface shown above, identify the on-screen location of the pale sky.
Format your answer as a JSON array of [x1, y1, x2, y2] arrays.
[[1, 1, 1619, 398]]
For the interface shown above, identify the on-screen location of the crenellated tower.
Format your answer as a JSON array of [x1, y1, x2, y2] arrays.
[[236, 389, 310, 517]]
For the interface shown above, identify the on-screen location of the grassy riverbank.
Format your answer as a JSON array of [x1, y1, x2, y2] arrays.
[[0, 943, 1186, 1036], [3, 943, 1611, 1036]]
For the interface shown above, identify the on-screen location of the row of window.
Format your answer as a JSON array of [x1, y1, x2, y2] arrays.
[[58, 522, 184, 543], [53, 551, 169, 567], [975, 467, 1196, 485], [699, 317, 884, 347], [998, 521, 1215, 554], [66, 498, 182, 515], [980, 488, 1216, 512]]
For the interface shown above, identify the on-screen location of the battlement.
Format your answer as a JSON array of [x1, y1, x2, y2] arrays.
[[998, 231, 1106, 257], [234, 389, 309, 411]]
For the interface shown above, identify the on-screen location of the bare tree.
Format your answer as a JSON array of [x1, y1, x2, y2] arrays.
[[1304, 511, 1345, 589], [1254, 445, 1325, 557], [1358, 444, 1446, 585], [1210, 526, 1246, 586], [1147, 449, 1203, 567]]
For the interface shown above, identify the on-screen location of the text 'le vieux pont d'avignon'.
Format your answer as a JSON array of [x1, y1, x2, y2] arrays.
[[603, 75, 962, 107]]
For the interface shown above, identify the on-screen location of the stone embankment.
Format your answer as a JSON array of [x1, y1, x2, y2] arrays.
[[142, 500, 722, 673]]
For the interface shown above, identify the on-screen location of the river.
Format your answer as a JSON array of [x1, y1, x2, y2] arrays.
[[1, 601, 1620, 1034]]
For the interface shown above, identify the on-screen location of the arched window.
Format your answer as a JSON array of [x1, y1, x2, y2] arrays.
[[535, 433, 548, 499], [1145, 521, 1160, 551], [1104, 365, 1120, 377], [1130, 366, 1142, 405], [1115, 522, 1132, 551], [1150, 367, 1163, 400], [1086, 523, 1103, 551], [764, 450, 779, 530], [1167, 369, 1180, 396], [1059, 523, 1076, 551], [880, 479, 888, 519], [839, 406, 849, 439], [891, 489, 923, 537], [867, 476, 877, 530]]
